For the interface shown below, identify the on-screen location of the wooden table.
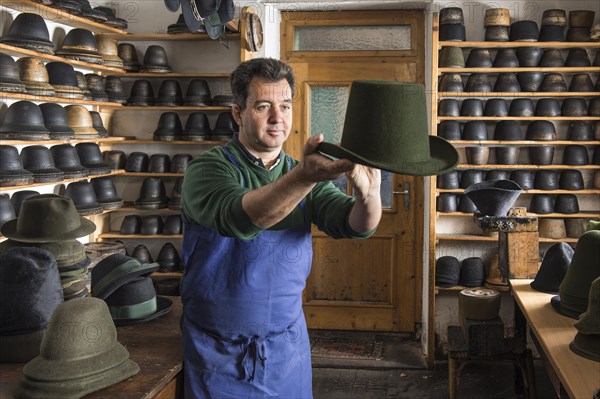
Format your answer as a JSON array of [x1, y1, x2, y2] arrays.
[[510, 280, 600, 399], [0, 296, 183, 399]]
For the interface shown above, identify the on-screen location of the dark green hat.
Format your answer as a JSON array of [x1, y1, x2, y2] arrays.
[[570, 276, 600, 361], [551, 228, 600, 319], [1, 194, 96, 243], [13, 297, 140, 399], [317, 81, 459, 176]]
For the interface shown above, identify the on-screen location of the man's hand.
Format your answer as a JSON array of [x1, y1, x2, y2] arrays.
[[297, 134, 354, 183]]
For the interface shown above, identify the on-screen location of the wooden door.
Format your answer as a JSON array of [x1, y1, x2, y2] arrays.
[[281, 10, 425, 332]]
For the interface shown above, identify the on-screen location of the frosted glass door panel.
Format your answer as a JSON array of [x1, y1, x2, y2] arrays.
[[294, 25, 411, 51]]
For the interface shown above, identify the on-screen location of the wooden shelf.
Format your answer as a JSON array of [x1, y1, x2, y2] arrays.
[[437, 188, 600, 195], [436, 234, 578, 243], [0, 169, 123, 191], [455, 164, 600, 170], [151, 272, 182, 278], [1, 0, 128, 34], [438, 41, 600, 49], [99, 233, 183, 239], [439, 116, 600, 122], [437, 212, 600, 218], [110, 138, 226, 145], [111, 73, 231, 78], [448, 140, 600, 146], [104, 32, 240, 42], [119, 172, 183, 177], [0, 90, 124, 107], [439, 67, 600, 74], [100, 105, 230, 111], [0, 44, 126, 74], [438, 92, 600, 98], [0, 137, 127, 145]]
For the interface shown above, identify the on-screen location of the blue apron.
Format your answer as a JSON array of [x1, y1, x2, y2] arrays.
[[181, 148, 313, 398]]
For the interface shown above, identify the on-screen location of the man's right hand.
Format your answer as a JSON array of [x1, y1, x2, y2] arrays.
[[298, 134, 355, 183]]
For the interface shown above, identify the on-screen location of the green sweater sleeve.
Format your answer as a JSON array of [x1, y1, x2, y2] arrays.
[[181, 147, 264, 239]]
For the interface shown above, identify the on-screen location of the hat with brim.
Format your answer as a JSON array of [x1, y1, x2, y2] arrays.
[[317, 81, 458, 176], [105, 276, 173, 325], [0, 239, 89, 269], [1, 194, 96, 242], [91, 253, 159, 299], [182, 0, 235, 39]]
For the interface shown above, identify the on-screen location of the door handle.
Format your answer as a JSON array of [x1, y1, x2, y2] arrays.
[[392, 182, 410, 211]]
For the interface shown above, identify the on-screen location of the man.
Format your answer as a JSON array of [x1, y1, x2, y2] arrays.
[[181, 57, 382, 398]]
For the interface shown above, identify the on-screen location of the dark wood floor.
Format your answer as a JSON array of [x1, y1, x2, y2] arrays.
[[312, 360, 559, 399]]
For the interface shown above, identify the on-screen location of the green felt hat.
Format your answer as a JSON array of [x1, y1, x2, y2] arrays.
[[571, 277, 600, 362], [1, 194, 96, 243], [13, 297, 139, 399], [551, 229, 600, 319], [317, 80, 459, 176]]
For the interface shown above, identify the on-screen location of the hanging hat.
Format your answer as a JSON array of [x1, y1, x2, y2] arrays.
[[104, 276, 173, 326], [464, 179, 522, 216], [0, 53, 26, 93], [570, 276, 600, 362], [531, 243, 574, 294], [0, 13, 54, 54], [551, 227, 600, 319], [63, 181, 104, 216], [181, 0, 235, 40], [0, 145, 34, 187], [317, 81, 458, 176], [12, 297, 140, 398], [0, 247, 63, 363], [91, 253, 159, 299], [132, 245, 153, 264], [1, 194, 96, 242]]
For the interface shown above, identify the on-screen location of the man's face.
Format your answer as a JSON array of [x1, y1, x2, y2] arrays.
[[232, 77, 293, 154]]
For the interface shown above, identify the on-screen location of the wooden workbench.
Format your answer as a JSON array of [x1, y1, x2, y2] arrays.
[[510, 280, 600, 399], [0, 296, 183, 399]]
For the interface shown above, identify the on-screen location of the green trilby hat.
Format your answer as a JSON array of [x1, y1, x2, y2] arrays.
[[1, 194, 96, 242], [551, 229, 600, 319], [317, 80, 459, 176], [13, 297, 139, 399], [570, 276, 600, 361]]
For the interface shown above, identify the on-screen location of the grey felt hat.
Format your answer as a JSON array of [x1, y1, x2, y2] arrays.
[[317, 81, 458, 176], [12, 297, 140, 399]]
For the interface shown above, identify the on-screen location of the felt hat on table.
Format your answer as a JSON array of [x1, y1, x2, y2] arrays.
[[91, 253, 159, 300], [0, 247, 63, 363], [551, 225, 600, 319], [316, 81, 458, 176], [12, 297, 140, 399], [1, 194, 96, 243], [531, 242, 574, 294], [570, 276, 600, 362]]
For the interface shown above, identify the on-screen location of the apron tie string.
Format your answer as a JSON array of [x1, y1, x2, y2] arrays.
[[241, 335, 267, 382]]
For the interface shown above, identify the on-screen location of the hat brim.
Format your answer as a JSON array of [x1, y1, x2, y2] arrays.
[[92, 261, 160, 299], [1, 217, 96, 243], [113, 296, 173, 326], [317, 135, 459, 176], [550, 295, 581, 319]]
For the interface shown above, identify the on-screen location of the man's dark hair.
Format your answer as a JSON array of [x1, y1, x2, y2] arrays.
[[230, 58, 295, 109]]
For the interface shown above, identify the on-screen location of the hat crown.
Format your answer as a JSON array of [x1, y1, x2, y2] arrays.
[[46, 61, 78, 87], [5, 13, 51, 42], [59, 28, 98, 52]]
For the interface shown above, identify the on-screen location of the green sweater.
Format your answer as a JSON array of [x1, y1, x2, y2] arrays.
[[181, 139, 374, 240]]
